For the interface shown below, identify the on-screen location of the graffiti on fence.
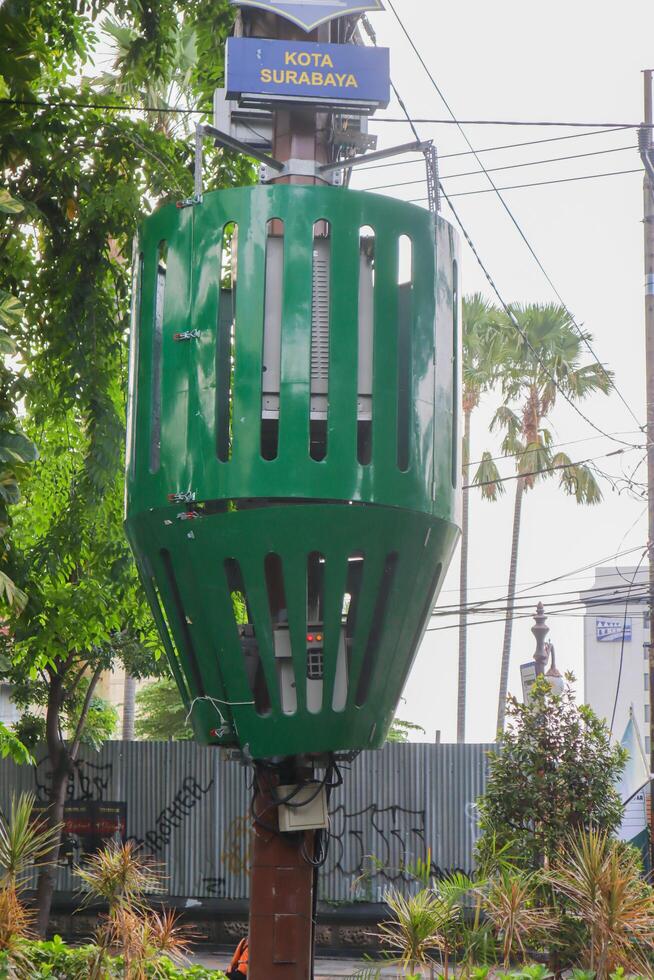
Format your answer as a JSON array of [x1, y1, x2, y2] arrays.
[[35, 756, 114, 803], [130, 776, 214, 855], [220, 814, 252, 876], [325, 803, 473, 896], [202, 876, 227, 898]]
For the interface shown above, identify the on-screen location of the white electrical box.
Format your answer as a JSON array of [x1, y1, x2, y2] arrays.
[[276, 783, 329, 833]]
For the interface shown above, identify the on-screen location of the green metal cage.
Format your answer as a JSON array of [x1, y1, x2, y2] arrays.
[[125, 184, 460, 759]]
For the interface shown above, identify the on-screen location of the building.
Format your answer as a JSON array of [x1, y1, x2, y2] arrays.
[[581, 565, 650, 753]]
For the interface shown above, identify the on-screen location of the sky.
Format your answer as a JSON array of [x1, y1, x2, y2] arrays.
[[353, 0, 653, 742]]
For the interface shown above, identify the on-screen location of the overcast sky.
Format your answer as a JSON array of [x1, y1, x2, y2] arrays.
[[355, 0, 652, 742]]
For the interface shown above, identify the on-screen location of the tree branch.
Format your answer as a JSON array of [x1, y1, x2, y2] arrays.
[[69, 663, 103, 761]]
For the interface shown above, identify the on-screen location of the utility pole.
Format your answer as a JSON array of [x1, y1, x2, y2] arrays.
[[640, 69, 654, 858]]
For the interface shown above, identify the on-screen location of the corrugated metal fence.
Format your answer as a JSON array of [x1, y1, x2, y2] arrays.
[[0, 741, 493, 903]]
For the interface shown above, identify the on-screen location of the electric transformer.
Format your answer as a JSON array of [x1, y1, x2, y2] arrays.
[[125, 183, 461, 759]]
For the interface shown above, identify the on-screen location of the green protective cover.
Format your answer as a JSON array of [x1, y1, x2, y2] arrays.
[[125, 184, 461, 759]]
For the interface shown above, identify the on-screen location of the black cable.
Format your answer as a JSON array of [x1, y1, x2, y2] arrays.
[[437, 183, 639, 449], [374, 117, 652, 129], [404, 168, 642, 201], [466, 430, 643, 469], [432, 591, 651, 620], [385, 0, 642, 431], [357, 128, 635, 173], [463, 446, 637, 491], [610, 549, 648, 736], [433, 577, 653, 616], [366, 11, 640, 452], [364, 144, 638, 192], [0, 97, 209, 114], [4, 97, 653, 129], [438, 544, 646, 598]]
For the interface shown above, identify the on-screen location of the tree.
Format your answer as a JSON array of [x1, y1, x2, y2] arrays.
[[493, 304, 612, 733], [476, 677, 626, 873], [0, 0, 251, 934], [135, 676, 192, 741], [457, 294, 505, 744]]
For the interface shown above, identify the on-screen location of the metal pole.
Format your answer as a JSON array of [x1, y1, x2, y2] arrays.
[[249, 765, 316, 980], [643, 69, 654, 865], [246, 11, 324, 976]]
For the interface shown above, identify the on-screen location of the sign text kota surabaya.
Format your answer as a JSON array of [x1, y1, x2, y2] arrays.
[[226, 37, 390, 109]]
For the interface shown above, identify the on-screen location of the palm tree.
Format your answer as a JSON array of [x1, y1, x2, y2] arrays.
[[458, 295, 505, 743], [494, 304, 612, 733]]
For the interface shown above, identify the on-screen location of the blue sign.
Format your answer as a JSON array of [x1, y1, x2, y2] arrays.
[[226, 37, 390, 109], [230, 0, 384, 33], [596, 617, 632, 643]]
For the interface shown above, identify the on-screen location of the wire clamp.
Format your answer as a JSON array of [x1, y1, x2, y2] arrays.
[[176, 194, 203, 210], [167, 491, 196, 504]]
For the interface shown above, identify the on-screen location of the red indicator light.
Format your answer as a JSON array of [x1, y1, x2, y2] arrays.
[[307, 634, 314, 642]]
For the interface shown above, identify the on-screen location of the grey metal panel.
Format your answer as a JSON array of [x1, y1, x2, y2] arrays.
[[0, 741, 493, 902]]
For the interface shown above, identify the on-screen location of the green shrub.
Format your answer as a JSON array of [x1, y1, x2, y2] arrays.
[[18, 937, 228, 980]]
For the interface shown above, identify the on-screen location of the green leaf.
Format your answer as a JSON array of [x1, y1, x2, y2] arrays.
[[0, 190, 23, 215], [0, 292, 24, 329], [0, 431, 38, 464]]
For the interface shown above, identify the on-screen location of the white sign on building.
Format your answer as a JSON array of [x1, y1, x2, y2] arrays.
[[596, 617, 632, 643]]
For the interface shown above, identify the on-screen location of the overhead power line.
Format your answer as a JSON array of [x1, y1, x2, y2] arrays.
[[405, 168, 642, 201], [4, 98, 652, 130], [364, 144, 638, 192], [463, 446, 637, 491], [436, 183, 638, 447], [434, 580, 651, 617], [466, 430, 644, 469], [0, 97, 208, 114], [375, 117, 652, 129], [384, 0, 642, 430], [357, 128, 636, 173]]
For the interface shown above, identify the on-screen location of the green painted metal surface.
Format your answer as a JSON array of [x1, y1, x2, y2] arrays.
[[125, 185, 461, 758]]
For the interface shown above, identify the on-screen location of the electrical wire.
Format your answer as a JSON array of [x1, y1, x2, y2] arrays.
[[466, 430, 644, 470], [432, 590, 651, 620], [363, 12, 641, 451], [437, 182, 639, 448], [356, 128, 635, 173], [609, 549, 648, 735], [434, 578, 652, 616], [404, 168, 642, 201], [374, 117, 653, 129], [438, 544, 646, 598], [364, 144, 639, 192], [463, 446, 639, 491], [384, 0, 642, 431], [4, 97, 653, 130]]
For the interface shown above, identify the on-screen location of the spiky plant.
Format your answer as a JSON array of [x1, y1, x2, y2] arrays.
[[76, 840, 162, 912], [107, 905, 193, 980], [0, 792, 61, 888], [549, 830, 654, 978], [377, 887, 460, 976], [478, 870, 558, 968]]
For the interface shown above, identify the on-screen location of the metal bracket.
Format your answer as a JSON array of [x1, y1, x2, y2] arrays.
[[194, 122, 285, 198], [318, 139, 431, 176]]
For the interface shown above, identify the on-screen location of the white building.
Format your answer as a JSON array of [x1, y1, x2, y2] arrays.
[[581, 565, 650, 753]]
